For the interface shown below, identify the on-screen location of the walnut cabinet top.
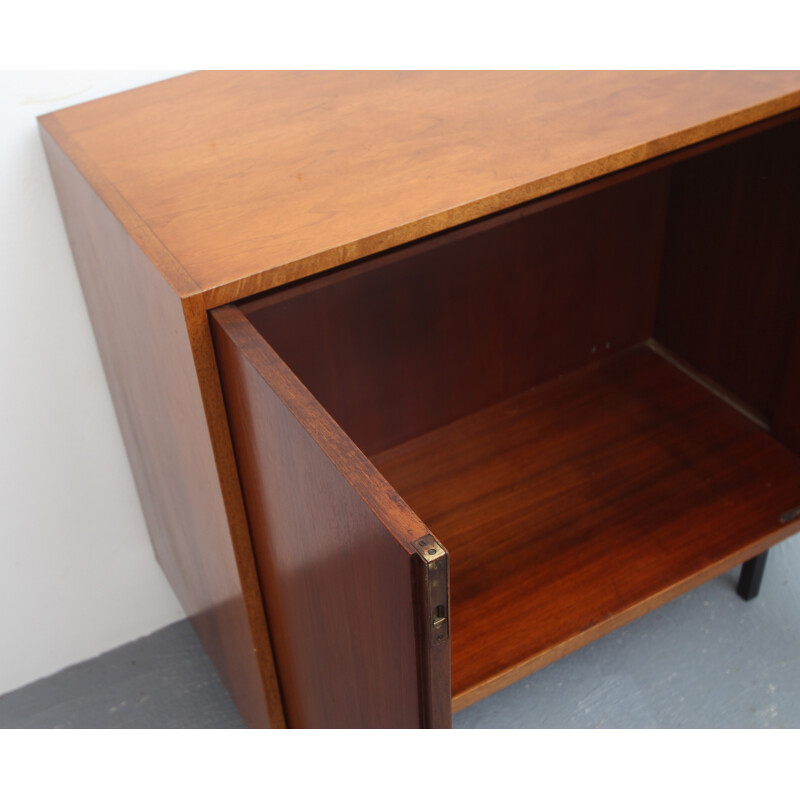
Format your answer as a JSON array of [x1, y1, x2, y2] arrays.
[[40, 71, 800, 306]]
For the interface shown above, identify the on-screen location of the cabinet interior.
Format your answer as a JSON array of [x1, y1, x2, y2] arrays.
[[239, 117, 800, 708]]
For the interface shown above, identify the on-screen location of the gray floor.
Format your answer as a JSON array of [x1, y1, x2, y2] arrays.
[[2, 536, 799, 728]]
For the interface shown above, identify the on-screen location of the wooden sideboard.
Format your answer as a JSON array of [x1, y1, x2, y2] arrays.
[[40, 71, 800, 728]]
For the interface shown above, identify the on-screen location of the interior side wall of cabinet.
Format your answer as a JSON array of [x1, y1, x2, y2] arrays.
[[656, 118, 800, 445], [246, 169, 671, 456], [774, 323, 800, 455]]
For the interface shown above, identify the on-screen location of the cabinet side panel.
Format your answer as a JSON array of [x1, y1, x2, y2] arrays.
[[40, 128, 282, 728], [212, 308, 445, 728], [656, 118, 800, 420]]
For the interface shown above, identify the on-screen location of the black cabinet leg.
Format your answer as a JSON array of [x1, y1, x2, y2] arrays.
[[737, 550, 769, 601]]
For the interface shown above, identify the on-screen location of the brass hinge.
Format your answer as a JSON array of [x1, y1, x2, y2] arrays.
[[415, 535, 449, 646]]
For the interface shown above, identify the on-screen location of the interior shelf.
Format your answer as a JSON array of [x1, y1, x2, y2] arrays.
[[371, 344, 800, 708]]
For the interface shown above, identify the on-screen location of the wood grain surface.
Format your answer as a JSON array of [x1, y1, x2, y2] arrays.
[[211, 306, 451, 727], [244, 167, 669, 455], [656, 116, 800, 419], [774, 314, 800, 456], [371, 346, 800, 709], [40, 127, 285, 729], [40, 71, 800, 305]]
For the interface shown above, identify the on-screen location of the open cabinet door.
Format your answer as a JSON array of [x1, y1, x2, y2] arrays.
[[210, 305, 451, 728]]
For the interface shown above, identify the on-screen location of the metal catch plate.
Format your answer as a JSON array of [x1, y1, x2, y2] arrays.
[[415, 536, 449, 645], [416, 536, 445, 563]]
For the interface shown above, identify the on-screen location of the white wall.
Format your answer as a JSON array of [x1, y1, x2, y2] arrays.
[[0, 72, 190, 696]]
